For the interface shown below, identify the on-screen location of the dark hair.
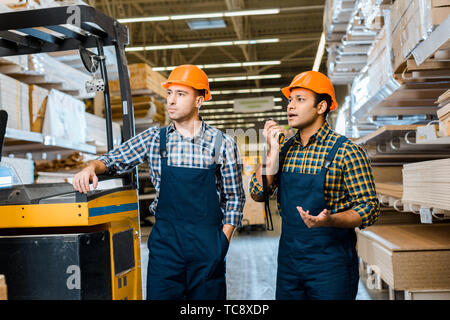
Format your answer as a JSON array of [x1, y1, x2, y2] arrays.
[[195, 89, 206, 99], [315, 93, 332, 118]]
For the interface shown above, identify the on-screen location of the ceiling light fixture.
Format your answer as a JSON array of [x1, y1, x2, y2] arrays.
[[209, 74, 282, 82], [125, 38, 279, 52], [118, 8, 280, 24], [203, 97, 282, 106], [153, 60, 281, 71], [211, 87, 280, 95]]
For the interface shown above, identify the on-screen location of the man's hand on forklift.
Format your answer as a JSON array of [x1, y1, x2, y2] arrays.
[[72, 160, 106, 194]]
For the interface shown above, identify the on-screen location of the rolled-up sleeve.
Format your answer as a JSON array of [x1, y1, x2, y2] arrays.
[[220, 134, 245, 227], [97, 128, 155, 174], [342, 143, 380, 229]]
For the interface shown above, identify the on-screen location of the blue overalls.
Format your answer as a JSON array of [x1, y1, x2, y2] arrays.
[[276, 135, 359, 300], [146, 127, 229, 300]]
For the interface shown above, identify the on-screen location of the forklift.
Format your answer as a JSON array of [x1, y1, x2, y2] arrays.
[[0, 5, 142, 300]]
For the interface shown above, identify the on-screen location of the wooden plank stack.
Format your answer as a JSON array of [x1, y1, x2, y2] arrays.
[[109, 63, 168, 99], [437, 90, 450, 136], [110, 95, 166, 126], [402, 158, 450, 210], [356, 223, 450, 291], [376, 182, 403, 199], [0, 73, 30, 131], [109, 63, 167, 126]]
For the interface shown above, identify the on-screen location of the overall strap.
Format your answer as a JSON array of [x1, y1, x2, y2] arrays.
[[322, 136, 347, 171], [159, 127, 168, 158], [262, 135, 295, 231]]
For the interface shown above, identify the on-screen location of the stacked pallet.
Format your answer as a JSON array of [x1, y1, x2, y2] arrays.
[[109, 63, 168, 99], [402, 158, 450, 210], [109, 63, 167, 125], [110, 95, 166, 125], [437, 90, 450, 136]]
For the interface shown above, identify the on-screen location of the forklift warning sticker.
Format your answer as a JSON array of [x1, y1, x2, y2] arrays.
[[123, 101, 128, 115]]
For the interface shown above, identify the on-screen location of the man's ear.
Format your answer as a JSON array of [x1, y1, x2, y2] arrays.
[[317, 100, 328, 115], [196, 95, 204, 109]]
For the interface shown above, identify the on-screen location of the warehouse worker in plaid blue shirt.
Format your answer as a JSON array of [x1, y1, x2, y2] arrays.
[[73, 65, 245, 300], [250, 71, 380, 300]]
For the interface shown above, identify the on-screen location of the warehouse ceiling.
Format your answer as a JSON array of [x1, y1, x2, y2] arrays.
[[86, 0, 329, 130]]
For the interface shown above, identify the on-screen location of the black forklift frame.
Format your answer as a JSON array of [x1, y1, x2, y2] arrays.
[[0, 5, 138, 188]]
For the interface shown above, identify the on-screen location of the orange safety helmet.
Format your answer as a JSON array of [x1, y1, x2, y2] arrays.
[[162, 64, 212, 101], [281, 71, 338, 111]]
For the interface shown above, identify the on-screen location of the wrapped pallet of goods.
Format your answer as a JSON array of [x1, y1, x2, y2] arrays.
[[0, 73, 30, 131], [84, 111, 122, 151], [41, 88, 87, 144]]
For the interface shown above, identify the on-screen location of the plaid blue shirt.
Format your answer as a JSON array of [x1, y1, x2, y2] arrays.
[[98, 120, 245, 227], [249, 121, 380, 229]]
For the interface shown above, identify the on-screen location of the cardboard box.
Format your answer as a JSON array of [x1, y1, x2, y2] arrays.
[[356, 224, 450, 290], [0, 274, 7, 300], [29, 85, 48, 133], [0, 73, 30, 131]]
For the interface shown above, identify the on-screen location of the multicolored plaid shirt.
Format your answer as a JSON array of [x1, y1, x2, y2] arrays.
[[249, 121, 380, 229], [98, 120, 245, 227]]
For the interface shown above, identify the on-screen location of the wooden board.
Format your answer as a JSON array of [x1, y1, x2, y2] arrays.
[[376, 182, 403, 198], [359, 224, 450, 252]]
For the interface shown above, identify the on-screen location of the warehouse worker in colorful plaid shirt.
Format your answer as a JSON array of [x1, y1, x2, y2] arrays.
[[73, 65, 245, 300], [250, 71, 380, 300]]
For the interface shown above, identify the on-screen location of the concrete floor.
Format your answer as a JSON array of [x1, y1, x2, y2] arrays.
[[139, 212, 388, 300]]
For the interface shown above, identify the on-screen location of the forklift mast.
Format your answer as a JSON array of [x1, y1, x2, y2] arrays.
[[0, 4, 138, 187]]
